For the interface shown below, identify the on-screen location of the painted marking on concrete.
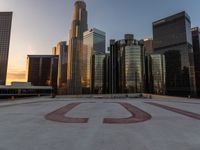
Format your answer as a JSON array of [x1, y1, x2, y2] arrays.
[[146, 102, 200, 120], [45, 103, 89, 123], [103, 102, 152, 124]]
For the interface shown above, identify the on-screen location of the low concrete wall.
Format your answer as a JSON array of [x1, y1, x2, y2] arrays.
[[56, 93, 200, 101], [56, 93, 143, 99], [142, 93, 193, 100]]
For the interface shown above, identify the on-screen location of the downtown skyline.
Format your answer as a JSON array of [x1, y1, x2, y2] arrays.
[[1, 0, 200, 85]]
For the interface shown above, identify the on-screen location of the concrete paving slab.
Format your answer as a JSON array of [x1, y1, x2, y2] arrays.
[[0, 97, 200, 150]]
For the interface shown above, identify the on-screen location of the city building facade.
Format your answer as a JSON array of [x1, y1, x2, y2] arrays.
[[67, 0, 88, 95], [104, 53, 110, 94], [109, 34, 145, 94], [144, 38, 153, 55], [192, 27, 200, 97], [0, 12, 12, 85], [53, 41, 68, 94], [82, 28, 106, 94], [150, 54, 166, 94], [153, 11, 196, 97], [26, 55, 58, 89], [92, 54, 105, 94]]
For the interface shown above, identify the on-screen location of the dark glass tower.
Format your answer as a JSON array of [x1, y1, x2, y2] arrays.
[[150, 54, 166, 94], [192, 27, 200, 97], [67, 0, 88, 94], [92, 54, 105, 94], [109, 34, 145, 94], [153, 11, 196, 97], [0, 12, 12, 85], [53, 41, 68, 94], [27, 55, 58, 89]]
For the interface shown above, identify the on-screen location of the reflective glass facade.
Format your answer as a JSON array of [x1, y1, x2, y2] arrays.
[[82, 28, 105, 94], [153, 11, 196, 96], [104, 53, 110, 94], [0, 12, 12, 85], [150, 54, 166, 94], [67, 1, 88, 94], [92, 54, 105, 94], [124, 45, 144, 93], [192, 27, 200, 97], [109, 39, 118, 93], [53, 41, 68, 94], [27, 55, 58, 89], [109, 34, 145, 94]]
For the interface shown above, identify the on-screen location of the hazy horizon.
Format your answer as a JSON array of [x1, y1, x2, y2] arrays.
[[1, 0, 200, 85]]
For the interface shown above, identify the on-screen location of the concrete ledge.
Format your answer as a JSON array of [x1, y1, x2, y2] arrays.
[[55, 93, 143, 99], [142, 93, 200, 100]]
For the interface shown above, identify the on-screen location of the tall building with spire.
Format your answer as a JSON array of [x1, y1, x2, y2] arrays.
[[67, 0, 88, 94]]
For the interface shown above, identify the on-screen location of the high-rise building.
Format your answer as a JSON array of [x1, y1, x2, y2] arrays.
[[109, 39, 117, 93], [92, 54, 105, 94], [67, 0, 88, 95], [0, 12, 12, 85], [109, 34, 145, 94], [82, 28, 106, 94], [26, 55, 58, 89], [104, 53, 110, 94], [144, 38, 153, 55], [53, 41, 68, 94], [153, 11, 196, 97], [150, 54, 166, 94], [192, 27, 200, 97]]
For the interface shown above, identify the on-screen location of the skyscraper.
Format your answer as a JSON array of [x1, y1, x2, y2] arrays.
[[150, 54, 166, 94], [104, 53, 110, 94], [82, 28, 106, 94], [53, 41, 68, 94], [109, 34, 145, 94], [67, 0, 88, 94], [0, 12, 12, 85], [109, 39, 118, 94], [26, 55, 58, 88], [192, 27, 200, 97], [92, 54, 105, 94], [144, 38, 153, 55], [153, 11, 196, 97]]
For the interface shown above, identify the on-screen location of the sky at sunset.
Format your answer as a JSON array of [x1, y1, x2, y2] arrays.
[[0, 0, 200, 85]]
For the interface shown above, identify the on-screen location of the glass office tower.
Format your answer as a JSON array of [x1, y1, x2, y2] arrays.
[[92, 54, 105, 94], [125, 43, 144, 93], [192, 27, 200, 97], [109, 39, 118, 93], [109, 34, 145, 94], [67, 0, 88, 94], [150, 54, 166, 94], [26, 55, 58, 89], [153, 11, 196, 96], [0, 12, 12, 85], [53, 41, 68, 94], [82, 28, 106, 94], [104, 53, 110, 94]]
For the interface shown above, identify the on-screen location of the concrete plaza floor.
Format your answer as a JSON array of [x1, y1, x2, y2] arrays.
[[0, 96, 200, 150]]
